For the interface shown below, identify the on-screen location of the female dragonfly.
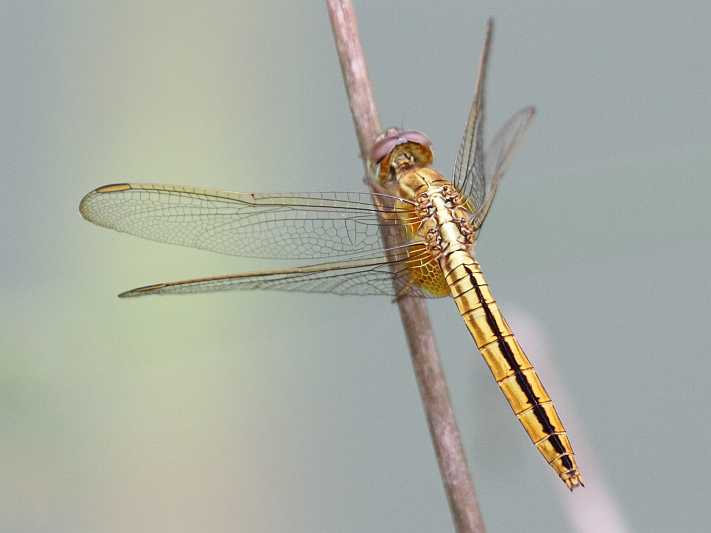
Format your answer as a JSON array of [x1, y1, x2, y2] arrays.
[[80, 20, 583, 490]]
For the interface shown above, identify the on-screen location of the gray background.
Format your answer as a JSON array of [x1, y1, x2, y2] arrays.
[[2, 1, 710, 532]]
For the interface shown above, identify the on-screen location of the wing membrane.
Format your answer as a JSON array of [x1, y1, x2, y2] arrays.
[[450, 20, 536, 229], [452, 18, 492, 207], [471, 106, 535, 229], [79, 183, 419, 261], [119, 252, 432, 298]]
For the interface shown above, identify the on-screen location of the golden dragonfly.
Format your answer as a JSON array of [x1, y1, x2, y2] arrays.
[[80, 20, 583, 490]]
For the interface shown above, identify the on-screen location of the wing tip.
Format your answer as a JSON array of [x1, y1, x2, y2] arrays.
[[79, 182, 132, 220], [93, 183, 132, 194], [118, 282, 167, 298]]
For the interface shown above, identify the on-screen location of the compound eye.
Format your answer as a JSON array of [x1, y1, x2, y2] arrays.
[[370, 128, 431, 163], [399, 130, 432, 148], [370, 136, 400, 163]]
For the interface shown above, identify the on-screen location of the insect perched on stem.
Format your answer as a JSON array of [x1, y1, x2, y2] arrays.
[[80, 19, 583, 490]]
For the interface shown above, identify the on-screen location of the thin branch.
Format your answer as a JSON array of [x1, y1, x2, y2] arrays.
[[325, 2, 486, 532]]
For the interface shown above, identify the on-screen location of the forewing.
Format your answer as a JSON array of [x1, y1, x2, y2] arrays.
[[452, 18, 493, 208], [118, 254, 432, 298], [79, 183, 419, 260], [471, 106, 536, 230]]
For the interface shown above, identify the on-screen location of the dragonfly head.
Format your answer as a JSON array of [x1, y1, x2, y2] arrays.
[[369, 128, 433, 184]]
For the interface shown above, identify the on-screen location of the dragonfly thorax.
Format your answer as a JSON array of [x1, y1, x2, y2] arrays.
[[391, 167, 451, 200], [390, 167, 475, 256]]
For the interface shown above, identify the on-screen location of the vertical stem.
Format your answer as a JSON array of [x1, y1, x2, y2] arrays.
[[325, 2, 486, 532]]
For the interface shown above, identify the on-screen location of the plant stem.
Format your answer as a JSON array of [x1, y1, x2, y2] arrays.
[[325, 2, 486, 532]]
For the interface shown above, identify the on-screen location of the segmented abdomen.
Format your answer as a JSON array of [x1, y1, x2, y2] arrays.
[[443, 250, 583, 490]]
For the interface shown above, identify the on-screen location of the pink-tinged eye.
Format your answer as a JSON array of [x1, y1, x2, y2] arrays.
[[370, 128, 432, 163], [399, 130, 432, 147]]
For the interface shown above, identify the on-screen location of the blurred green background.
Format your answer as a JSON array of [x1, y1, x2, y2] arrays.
[[2, 1, 710, 532]]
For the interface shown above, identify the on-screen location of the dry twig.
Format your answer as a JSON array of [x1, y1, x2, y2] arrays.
[[326, 2, 486, 532]]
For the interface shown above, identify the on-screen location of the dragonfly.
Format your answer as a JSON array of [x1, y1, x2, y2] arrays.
[[79, 19, 583, 490]]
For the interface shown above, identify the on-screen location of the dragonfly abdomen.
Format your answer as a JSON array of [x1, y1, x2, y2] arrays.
[[442, 251, 583, 490]]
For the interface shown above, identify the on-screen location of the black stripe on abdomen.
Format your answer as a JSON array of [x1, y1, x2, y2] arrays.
[[464, 265, 573, 470]]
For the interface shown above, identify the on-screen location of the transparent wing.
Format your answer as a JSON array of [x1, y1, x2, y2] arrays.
[[451, 20, 536, 228], [79, 183, 420, 261], [471, 106, 536, 230], [452, 18, 493, 207], [118, 252, 434, 298]]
